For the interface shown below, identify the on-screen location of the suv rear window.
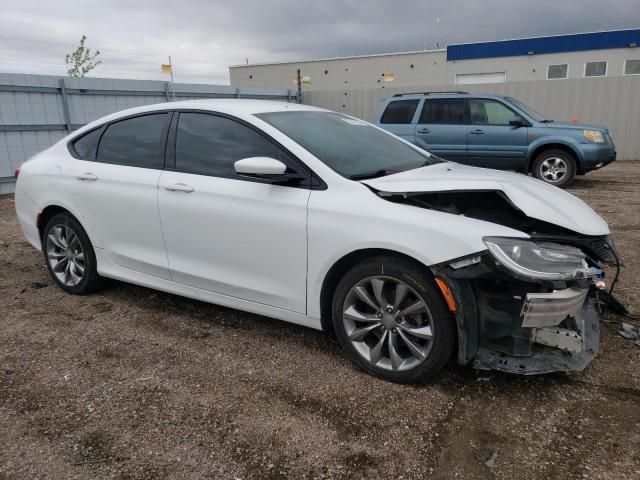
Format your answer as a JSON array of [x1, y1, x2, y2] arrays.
[[419, 99, 465, 124], [380, 100, 419, 124]]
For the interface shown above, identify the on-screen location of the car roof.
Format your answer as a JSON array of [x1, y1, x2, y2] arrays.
[[72, 99, 329, 137]]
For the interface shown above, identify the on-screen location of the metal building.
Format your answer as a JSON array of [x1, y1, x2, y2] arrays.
[[229, 29, 640, 160], [230, 28, 640, 90]]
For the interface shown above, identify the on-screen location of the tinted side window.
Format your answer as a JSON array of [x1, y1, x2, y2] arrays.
[[73, 128, 102, 159], [175, 113, 286, 177], [380, 100, 419, 124], [419, 99, 465, 124], [468, 100, 516, 125], [97, 114, 169, 168]]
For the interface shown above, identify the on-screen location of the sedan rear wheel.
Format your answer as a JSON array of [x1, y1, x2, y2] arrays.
[[46, 224, 86, 287], [43, 212, 107, 294], [332, 256, 455, 383]]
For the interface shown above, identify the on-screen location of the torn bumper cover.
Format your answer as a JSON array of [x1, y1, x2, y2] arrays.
[[474, 298, 599, 375], [432, 255, 604, 375]]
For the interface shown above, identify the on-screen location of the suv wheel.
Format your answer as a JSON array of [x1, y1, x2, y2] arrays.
[[42, 213, 107, 294], [331, 256, 455, 383], [532, 149, 576, 188]]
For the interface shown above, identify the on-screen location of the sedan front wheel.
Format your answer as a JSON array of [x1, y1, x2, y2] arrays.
[[332, 256, 456, 383]]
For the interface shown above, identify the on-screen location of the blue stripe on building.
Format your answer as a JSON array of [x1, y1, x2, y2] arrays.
[[447, 29, 640, 61]]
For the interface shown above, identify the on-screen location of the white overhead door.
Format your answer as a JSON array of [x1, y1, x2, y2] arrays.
[[455, 72, 506, 85]]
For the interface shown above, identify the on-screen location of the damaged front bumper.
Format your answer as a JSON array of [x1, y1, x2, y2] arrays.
[[474, 299, 599, 375], [432, 255, 603, 375]]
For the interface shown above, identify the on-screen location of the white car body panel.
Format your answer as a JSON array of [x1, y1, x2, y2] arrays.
[[13, 99, 609, 335], [66, 159, 172, 280], [157, 170, 310, 313]]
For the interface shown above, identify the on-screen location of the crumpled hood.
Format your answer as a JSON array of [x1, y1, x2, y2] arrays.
[[361, 162, 609, 236]]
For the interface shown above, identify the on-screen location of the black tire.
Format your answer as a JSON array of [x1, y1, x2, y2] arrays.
[[331, 255, 456, 384], [532, 149, 577, 188], [42, 212, 107, 294]]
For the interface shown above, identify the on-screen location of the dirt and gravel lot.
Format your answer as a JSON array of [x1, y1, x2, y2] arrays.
[[1, 161, 639, 480]]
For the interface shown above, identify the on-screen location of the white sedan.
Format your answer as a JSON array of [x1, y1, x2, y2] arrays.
[[15, 100, 617, 382]]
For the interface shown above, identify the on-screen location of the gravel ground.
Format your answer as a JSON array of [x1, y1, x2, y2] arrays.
[[1, 161, 639, 480]]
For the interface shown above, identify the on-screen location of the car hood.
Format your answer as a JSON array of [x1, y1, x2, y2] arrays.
[[361, 162, 609, 236], [540, 121, 608, 132]]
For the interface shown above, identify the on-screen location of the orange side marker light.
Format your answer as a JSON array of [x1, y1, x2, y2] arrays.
[[435, 278, 457, 312]]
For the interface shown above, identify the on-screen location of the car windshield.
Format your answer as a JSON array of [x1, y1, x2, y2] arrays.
[[505, 97, 549, 122], [256, 111, 442, 179]]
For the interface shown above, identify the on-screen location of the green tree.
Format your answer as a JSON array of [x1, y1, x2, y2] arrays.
[[65, 35, 102, 77]]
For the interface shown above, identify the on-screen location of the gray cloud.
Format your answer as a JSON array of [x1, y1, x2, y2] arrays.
[[0, 0, 638, 84]]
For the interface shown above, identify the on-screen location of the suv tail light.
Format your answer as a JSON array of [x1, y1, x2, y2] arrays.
[[14, 166, 21, 179]]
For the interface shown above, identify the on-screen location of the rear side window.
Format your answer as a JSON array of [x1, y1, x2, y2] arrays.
[[380, 100, 419, 124], [468, 99, 516, 126], [97, 113, 170, 168], [175, 113, 287, 178], [419, 99, 465, 124], [72, 128, 102, 159]]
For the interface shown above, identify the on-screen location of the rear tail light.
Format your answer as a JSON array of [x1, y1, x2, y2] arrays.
[[14, 166, 20, 179]]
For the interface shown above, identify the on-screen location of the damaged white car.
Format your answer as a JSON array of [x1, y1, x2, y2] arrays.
[[14, 100, 619, 383]]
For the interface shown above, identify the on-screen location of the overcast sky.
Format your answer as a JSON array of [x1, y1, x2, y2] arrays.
[[1, 0, 639, 84]]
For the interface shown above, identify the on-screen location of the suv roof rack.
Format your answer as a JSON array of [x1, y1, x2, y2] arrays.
[[392, 91, 469, 97]]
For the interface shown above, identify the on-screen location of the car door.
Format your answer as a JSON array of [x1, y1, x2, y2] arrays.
[[413, 98, 468, 161], [466, 98, 528, 169], [157, 111, 311, 314], [66, 112, 172, 280], [377, 99, 421, 142]]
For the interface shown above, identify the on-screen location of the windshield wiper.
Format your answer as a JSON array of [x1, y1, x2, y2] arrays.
[[540, 119, 555, 123], [348, 169, 398, 180]]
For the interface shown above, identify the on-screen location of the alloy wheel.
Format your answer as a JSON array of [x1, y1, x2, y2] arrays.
[[46, 224, 86, 287], [540, 157, 568, 183], [342, 276, 435, 372]]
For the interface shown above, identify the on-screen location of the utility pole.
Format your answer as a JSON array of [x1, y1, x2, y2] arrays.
[[296, 68, 302, 104], [168, 56, 176, 101]]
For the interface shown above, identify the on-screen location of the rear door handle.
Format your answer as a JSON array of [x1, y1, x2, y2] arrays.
[[161, 183, 194, 193], [470, 129, 485, 135], [76, 172, 98, 181], [417, 128, 430, 134]]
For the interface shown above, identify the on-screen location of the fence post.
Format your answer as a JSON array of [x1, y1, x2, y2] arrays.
[[287, 89, 291, 103], [164, 82, 171, 102], [235, 87, 240, 99], [59, 78, 72, 132]]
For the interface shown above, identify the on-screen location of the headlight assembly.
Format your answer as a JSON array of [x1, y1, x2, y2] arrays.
[[583, 130, 605, 144], [483, 237, 590, 280]]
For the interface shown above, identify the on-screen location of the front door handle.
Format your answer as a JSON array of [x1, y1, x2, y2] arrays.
[[76, 172, 98, 181], [161, 183, 194, 193], [470, 129, 485, 135], [417, 128, 431, 134]]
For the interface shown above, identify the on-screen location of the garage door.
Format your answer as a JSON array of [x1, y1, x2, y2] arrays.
[[455, 72, 506, 85]]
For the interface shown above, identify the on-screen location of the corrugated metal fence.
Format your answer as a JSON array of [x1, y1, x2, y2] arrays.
[[303, 75, 640, 160], [0, 73, 296, 194]]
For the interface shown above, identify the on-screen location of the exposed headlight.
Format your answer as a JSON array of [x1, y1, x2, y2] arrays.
[[583, 130, 605, 144], [483, 237, 589, 280]]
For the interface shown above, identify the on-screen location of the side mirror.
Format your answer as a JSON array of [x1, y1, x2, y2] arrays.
[[234, 157, 306, 185], [509, 115, 527, 127], [234, 157, 287, 176]]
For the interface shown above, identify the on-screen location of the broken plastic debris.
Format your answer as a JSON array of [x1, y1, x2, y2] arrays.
[[484, 451, 498, 468], [618, 323, 640, 344]]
